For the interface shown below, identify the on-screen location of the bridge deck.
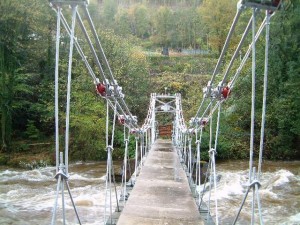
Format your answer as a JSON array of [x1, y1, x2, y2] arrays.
[[117, 139, 204, 225]]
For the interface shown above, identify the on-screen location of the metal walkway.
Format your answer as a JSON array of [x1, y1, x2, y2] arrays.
[[117, 139, 204, 225]]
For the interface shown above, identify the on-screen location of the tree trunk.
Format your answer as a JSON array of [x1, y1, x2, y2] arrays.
[[0, 46, 12, 152], [1, 106, 7, 152]]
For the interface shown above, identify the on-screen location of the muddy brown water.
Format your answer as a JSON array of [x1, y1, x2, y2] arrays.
[[0, 160, 299, 225]]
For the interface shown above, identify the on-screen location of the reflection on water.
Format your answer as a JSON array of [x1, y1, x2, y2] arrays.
[[0, 160, 299, 225]]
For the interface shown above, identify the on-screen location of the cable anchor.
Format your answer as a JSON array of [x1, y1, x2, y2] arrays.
[[248, 180, 262, 189], [106, 145, 114, 152], [203, 81, 212, 98]]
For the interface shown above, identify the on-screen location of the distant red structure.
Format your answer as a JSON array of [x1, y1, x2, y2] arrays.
[[158, 125, 173, 138]]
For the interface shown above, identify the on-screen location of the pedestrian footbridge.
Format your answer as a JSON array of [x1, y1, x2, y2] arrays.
[[48, 1, 285, 224]]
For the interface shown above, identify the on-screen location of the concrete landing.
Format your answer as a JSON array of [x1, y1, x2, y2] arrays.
[[117, 139, 204, 225]]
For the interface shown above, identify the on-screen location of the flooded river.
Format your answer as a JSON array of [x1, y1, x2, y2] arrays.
[[0, 160, 299, 224], [203, 161, 300, 225]]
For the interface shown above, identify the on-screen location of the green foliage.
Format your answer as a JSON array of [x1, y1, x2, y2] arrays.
[[263, 0, 300, 159], [0, 0, 54, 151], [25, 120, 40, 140], [69, 75, 107, 160], [131, 4, 151, 38], [97, 30, 150, 121], [19, 159, 49, 170], [152, 6, 174, 47], [103, 0, 118, 27], [149, 55, 217, 75], [112, 128, 136, 159], [198, 0, 236, 54], [114, 9, 132, 37], [0, 0, 299, 163], [97, 1, 206, 51], [0, 153, 9, 165], [215, 1, 300, 160]]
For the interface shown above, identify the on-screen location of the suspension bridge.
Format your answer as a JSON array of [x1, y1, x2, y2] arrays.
[[49, 0, 286, 224]]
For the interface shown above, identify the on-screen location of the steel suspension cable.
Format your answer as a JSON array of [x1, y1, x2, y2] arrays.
[[210, 8, 244, 85], [199, 155, 211, 208], [76, 11, 106, 80], [57, 8, 137, 129], [255, 178, 263, 224], [214, 104, 222, 151], [191, 10, 268, 132], [134, 135, 139, 181], [212, 103, 222, 225], [54, 6, 61, 174], [51, 173, 61, 225], [196, 127, 203, 205], [140, 133, 144, 167], [220, 14, 254, 86], [192, 7, 243, 122], [65, 180, 82, 224], [104, 146, 113, 225], [232, 185, 251, 225], [56, 10, 97, 81], [82, 6, 116, 83], [188, 136, 192, 183], [122, 126, 130, 203], [231, 8, 275, 225], [191, 17, 265, 132], [106, 101, 109, 148], [104, 99, 119, 224], [209, 103, 213, 154], [193, 127, 199, 189], [190, 100, 213, 130], [104, 100, 109, 223], [183, 135, 187, 165], [110, 103, 120, 212], [249, 8, 257, 182], [207, 104, 213, 220], [229, 17, 267, 91], [82, 6, 136, 121], [51, 5, 82, 225], [61, 9, 137, 130], [65, 5, 77, 175], [111, 102, 117, 148], [258, 11, 271, 179]]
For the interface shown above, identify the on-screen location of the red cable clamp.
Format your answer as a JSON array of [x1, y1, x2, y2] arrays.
[[272, 0, 281, 7], [200, 118, 209, 126], [118, 115, 126, 125], [96, 83, 106, 96], [221, 86, 231, 99], [130, 129, 136, 134]]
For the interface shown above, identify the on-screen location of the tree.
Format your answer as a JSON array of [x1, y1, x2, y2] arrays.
[[115, 8, 132, 37], [97, 30, 150, 120], [197, 0, 236, 53], [174, 8, 202, 49], [264, 0, 300, 159], [103, 0, 118, 28], [132, 4, 151, 38], [0, 0, 54, 151], [152, 6, 175, 52], [219, 1, 300, 160]]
